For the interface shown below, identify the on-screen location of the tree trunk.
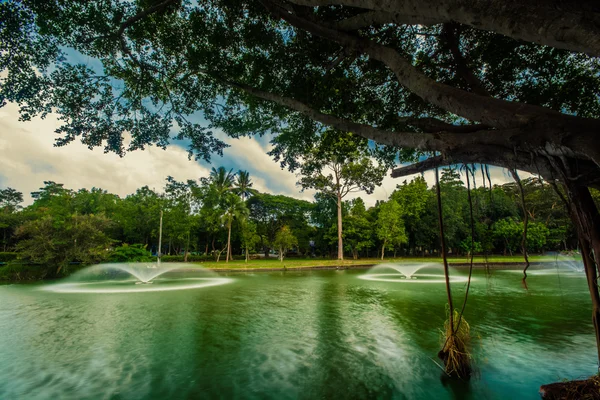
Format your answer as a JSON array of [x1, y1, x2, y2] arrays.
[[226, 221, 232, 262], [566, 183, 600, 370], [245, 245, 249, 263], [381, 241, 386, 260], [580, 237, 600, 372], [184, 231, 190, 262], [337, 193, 343, 260], [279, 246, 283, 261]]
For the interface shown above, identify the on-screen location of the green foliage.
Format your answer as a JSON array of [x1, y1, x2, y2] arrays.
[[282, 130, 390, 199], [0, 188, 23, 210], [16, 213, 114, 277], [3, 0, 598, 164], [376, 200, 408, 257], [459, 239, 483, 256], [0, 252, 18, 262], [493, 218, 550, 254], [247, 192, 313, 255], [108, 244, 154, 263], [273, 226, 298, 261], [0, 165, 583, 279], [160, 254, 215, 262], [343, 198, 373, 259], [239, 220, 261, 260], [0, 187, 24, 252]]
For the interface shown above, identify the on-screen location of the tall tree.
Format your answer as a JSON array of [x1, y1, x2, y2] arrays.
[[234, 170, 257, 200], [221, 192, 249, 262], [273, 130, 390, 260], [0, 188, 23, 251], [343, 198, 373, 260], [376, 200, 407, 260], [207, 167, 235, 194]]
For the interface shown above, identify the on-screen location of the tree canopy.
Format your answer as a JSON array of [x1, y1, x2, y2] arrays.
[[3, 0, 599, 187]]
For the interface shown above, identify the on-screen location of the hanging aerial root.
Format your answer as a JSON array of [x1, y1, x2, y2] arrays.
[[438, 308, 473, 379], [509, 168, 530, 281]]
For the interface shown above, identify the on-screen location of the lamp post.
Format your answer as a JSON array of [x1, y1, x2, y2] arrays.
[[158, 210, 163, 263]]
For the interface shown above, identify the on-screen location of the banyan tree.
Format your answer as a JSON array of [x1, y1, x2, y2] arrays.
[[2, 0, 600, 374]]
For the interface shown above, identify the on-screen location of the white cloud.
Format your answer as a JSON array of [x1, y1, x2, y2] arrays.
[[0, 103, 211, 204], [213, 134, 316, 202], [0, 101, 531, 208]]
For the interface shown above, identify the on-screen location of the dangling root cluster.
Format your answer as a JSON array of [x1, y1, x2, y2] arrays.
[[438, 309, 472, 379]]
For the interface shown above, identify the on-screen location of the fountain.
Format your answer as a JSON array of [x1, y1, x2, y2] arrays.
[[40, 262, 233, 293], [498, 253, 585, 276], [359, 262, 470, 284], [556, 254, 584, 273]]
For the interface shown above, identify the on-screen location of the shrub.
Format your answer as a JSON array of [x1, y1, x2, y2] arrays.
[[161, 254, 215, 262], [0, 264, 48, 281], [108, 244, 154, 262], [0, 252, 18, 263]]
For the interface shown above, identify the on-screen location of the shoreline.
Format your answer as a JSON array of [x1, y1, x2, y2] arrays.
[[184, 261, 554, 273]]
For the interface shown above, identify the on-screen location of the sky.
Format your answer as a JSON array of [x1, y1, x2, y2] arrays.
[[0, 100, 524, 207]]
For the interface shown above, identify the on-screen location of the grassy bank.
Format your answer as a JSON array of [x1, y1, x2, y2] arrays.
[[187, 255, 562, 270], [0, 255, 573, 281]]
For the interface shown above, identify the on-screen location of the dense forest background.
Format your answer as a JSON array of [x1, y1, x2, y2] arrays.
[[1, 167, 599, 280]]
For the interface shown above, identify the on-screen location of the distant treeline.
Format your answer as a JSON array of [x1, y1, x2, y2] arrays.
[[1, 167, 597, 280]]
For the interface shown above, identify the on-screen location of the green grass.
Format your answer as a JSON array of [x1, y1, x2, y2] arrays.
[[183, 254, 564, 270]]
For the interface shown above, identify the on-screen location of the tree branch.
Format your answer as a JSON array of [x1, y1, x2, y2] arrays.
[[391, 156, 445, 177], [117, 0, 180, 36], [261, 0, 596, 133], [86, 0, 180, 44], [441, 23, 490, 97], [334, 11, 440, 31], [286, 0, 600, 56], [404, 117, 490, 133], [215, 74, 521, 153], [389, 149, 599, 188]]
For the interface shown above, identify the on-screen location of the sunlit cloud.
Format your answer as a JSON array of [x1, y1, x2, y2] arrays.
[[1, 101, 527, 207]]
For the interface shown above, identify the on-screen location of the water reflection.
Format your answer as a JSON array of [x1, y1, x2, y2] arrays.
[[0, 268, 594, 400]]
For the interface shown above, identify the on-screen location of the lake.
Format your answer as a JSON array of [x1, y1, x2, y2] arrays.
[[0, 265, 594, 399]]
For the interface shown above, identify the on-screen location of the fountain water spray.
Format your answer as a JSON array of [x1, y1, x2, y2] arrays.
[[40, 262, 233, 293], [359, 263, 470, 284]]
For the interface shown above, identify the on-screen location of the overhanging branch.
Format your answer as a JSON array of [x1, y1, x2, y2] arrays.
[[404, 117, 490, 133], [262, 0, 588, 132], [213, 73, 521, 153], [286, 0, 600, 56], [334, 11, 440, 30], [391, 156, 446, 177]]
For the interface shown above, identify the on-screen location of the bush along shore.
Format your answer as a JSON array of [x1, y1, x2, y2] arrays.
[[0, 254, 568, 281]]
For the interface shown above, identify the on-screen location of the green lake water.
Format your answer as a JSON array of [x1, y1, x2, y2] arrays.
[[0, 266, 595, 399]]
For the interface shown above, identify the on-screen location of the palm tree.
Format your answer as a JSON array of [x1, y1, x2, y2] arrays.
[[209, 167, 235, 195], [234, 170, 257, 200], [221, 193, 249, 262]]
